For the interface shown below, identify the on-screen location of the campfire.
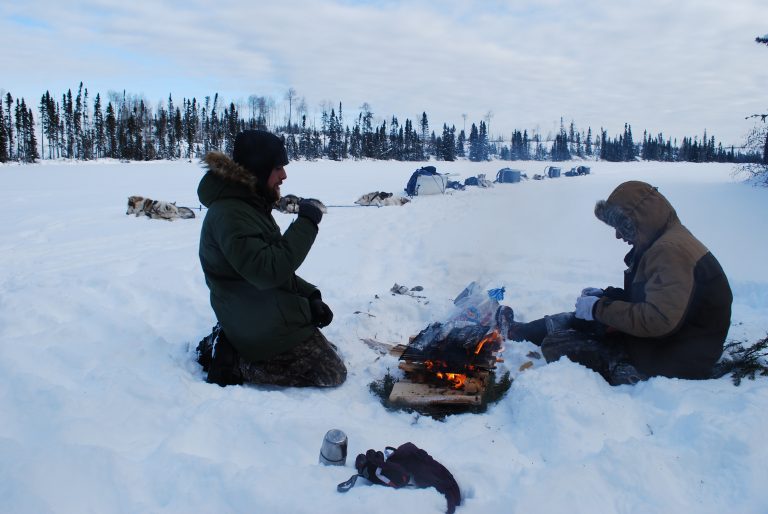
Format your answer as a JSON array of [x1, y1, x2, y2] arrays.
[[389, 322, 505, 410]]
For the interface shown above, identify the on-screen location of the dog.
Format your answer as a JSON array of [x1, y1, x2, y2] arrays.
[[354, 191, 410, 207], [126, 196, 195, 220]]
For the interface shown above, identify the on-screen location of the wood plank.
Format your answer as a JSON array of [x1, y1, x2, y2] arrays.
[[360, 338, 394, 355], [359, 339, 408, 357], [397, 361, 426, 373], [388, 380, 483, 406], [390, 344, 408, 357]]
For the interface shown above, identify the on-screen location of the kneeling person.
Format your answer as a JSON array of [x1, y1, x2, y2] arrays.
[[196, 130, 346, 387]]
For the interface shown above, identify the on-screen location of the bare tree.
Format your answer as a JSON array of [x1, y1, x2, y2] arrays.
[[741, 34, 768, 181], [297, 97, 308, 123], [285, 87, 297, 133], [484, 110, 494, 141]]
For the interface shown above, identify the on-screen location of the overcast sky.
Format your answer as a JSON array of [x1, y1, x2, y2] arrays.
[[2, 0, 766, 146]]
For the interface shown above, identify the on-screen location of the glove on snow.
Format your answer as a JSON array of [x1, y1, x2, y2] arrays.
[[309, 292, 334, 328], [355, 450, 410, 488], [575, 295, 600, 321]]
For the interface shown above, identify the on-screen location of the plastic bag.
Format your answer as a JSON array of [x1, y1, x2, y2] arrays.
[[448, 281, 505, 327]]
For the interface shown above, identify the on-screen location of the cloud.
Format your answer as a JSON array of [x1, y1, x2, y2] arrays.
[[1, 0, 766, 144]]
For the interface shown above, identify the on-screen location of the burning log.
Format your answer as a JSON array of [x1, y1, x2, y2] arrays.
[[389, 322, 505, 412]]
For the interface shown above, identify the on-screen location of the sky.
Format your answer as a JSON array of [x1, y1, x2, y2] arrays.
[[2, 0, 767, 146]]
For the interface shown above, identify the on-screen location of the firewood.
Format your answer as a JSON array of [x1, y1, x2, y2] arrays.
[[389, 380, 483, 406]]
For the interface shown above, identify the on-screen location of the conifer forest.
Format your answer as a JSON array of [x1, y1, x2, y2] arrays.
[[0, 82, 764, 166]]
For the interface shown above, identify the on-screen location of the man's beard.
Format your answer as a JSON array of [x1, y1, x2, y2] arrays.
[[256, 182, 280, 205]]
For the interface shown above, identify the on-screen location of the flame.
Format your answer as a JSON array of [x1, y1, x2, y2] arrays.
[[474, 329, 501, 355], [425, 360, 448, 371], [436, 371, 467, 389], [418, 330, 503, 390]]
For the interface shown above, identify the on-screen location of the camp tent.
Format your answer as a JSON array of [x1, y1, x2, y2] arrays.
[[544, 166, 561, 178], [405, 166, 448, 196]]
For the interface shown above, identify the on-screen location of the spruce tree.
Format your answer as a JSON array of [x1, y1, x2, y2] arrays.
[[468, 123, 479, 161], [74, 83, 83, 158], [173, 107, 182, 157], [442, 124, 456, 161], [456, 129, 465, 158], [0, 105, 7, 162], [26, 108, 39, 162], [478, 121, 489, 161], [389, 116, 402, 160], [209, 93, 219, 152], [623, 123, 635, 161], [63, 90, 74, 158], [105, 102, 117, 158], [15, 100, 24, 159], [327, 109, 337, 160], [5, 93, 14, 160], [82, 86, 92, 160], [93, 94, 104, 158], [522, 130, 530, 160], [38, 93, 48, 160]]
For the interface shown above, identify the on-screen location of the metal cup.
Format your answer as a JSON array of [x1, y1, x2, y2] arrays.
[[319, 429, 348, 466]]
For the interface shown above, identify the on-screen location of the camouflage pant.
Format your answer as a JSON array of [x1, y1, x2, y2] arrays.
[[238, 329, 347, 388], [541, 328, 647, 385]]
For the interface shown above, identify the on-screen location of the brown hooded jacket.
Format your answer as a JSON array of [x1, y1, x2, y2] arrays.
[[593, 181, 732, 378]]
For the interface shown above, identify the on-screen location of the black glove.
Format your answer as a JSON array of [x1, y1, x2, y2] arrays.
[[276, 194, 301, 214], [602, 286, 626, 300], [298, 198, 325, 226], [355, 450, 409, 488], [309, 292, 333, 328]]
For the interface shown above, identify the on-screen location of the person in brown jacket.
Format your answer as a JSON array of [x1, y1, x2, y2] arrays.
[[498, 180, 732, 384]]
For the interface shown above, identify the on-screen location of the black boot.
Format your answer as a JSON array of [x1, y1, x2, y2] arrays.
[[508, 318, 549, 345], [195, 324, 220, 373], [607, 361, 648, 386], [206, 330, 243, 387]]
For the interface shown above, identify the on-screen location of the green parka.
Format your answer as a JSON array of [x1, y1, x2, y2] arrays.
[[198, 152, 319, 362], [593, 181, 732, 378]]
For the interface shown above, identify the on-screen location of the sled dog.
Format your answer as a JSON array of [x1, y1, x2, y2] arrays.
[[126, 196, 195, 220], [354, 191, 410, 207]]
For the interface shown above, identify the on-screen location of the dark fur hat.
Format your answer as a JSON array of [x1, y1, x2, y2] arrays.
[[232, 130, 289, 182]]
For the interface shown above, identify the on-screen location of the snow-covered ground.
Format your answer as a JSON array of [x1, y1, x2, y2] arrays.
[[1, 158, 766, 514]]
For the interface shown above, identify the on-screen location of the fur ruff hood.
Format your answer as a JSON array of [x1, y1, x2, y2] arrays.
[[594, 181, 679, 253], [198, 152, 266, 208], [203, 151, 260, 192]]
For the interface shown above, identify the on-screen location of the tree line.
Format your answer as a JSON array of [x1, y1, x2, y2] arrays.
[[0, 82, 762, 165]]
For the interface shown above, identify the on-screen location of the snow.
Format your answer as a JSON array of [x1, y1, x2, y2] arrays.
[[1, 158, 767, 514]]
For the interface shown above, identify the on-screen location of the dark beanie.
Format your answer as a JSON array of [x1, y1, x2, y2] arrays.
[[232, 130, 289, 182]]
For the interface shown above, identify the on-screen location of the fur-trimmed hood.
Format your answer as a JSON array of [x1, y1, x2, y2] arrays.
[[594, 181, 679, 252], [198, 152, 263, 208]]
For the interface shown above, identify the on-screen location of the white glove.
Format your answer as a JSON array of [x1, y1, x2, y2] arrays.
[[575, 295, 599, 321], [581, 287, 604, 297]]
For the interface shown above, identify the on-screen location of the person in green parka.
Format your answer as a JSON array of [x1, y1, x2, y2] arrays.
[[195, 130, 347, 387]]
